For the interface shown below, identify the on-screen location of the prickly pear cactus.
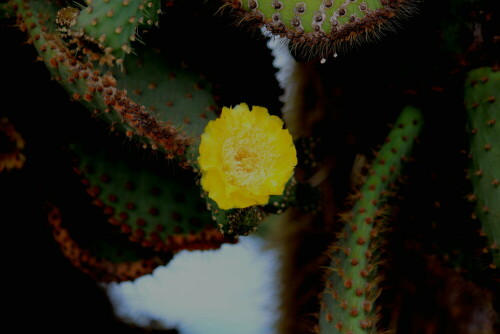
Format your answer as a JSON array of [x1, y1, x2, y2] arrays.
[[465, 67, 500, 266], [70, 142, 233, 253], [47, 203, 172, 283], [319, 106, 423, 334], [2, 0, 500, 332], [222, 0, 418, 59], [56, 0, 162, 65]]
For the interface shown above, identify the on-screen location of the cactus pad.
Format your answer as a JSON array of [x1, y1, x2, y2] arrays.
[[222, 0, 418, 59], [114, 47, 218, 140], [47, 204, 171, 283], [14, 0, 218, 169], [319, 106, 423, 333], [464, 66, 500, 266], [57, 0, 162, 65], [70, 143, 234, 253]]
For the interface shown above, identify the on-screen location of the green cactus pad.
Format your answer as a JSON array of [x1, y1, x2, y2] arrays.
[[464, 67, 500, 266], [70, 143, 235, 253], [12, 0, 218, 168], [319, 106, 423, 333], [57, 0, 162, 65], [222, 0, 417, 59], [47, 203, 171, 283], [114, 47, 218, 140]]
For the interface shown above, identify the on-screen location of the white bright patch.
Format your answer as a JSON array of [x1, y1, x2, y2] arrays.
[[105, 236, 279, 334]]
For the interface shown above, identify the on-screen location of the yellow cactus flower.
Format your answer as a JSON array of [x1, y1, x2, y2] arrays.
[[198, 103, 297, 210]]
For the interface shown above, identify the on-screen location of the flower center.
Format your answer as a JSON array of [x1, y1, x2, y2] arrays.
[[222, 129, 272, 191]]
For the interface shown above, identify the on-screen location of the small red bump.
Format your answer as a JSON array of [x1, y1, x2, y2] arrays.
[[120, 223, 131, 233], [104, 205, 115, 215], [355, 288, 363, 296], [108, 194, 118, 202], [351, 258, 359, 266], [93, 199, 104, 207], [141, 239, 153, 248], [466, 193, 478, 201], [335, 322, 343, 330], [150, 231, 160, 241], [136, 218, 147, 226], [364, 217, 373, 224], [357, 237, 366, 245], [119, 212, 129, 221], [360, 319, 372, 329], [362, 300, 372, 312], [134, 229, 145, 239], [344, 279, 352, 288], [350, 308, 359, 317]]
